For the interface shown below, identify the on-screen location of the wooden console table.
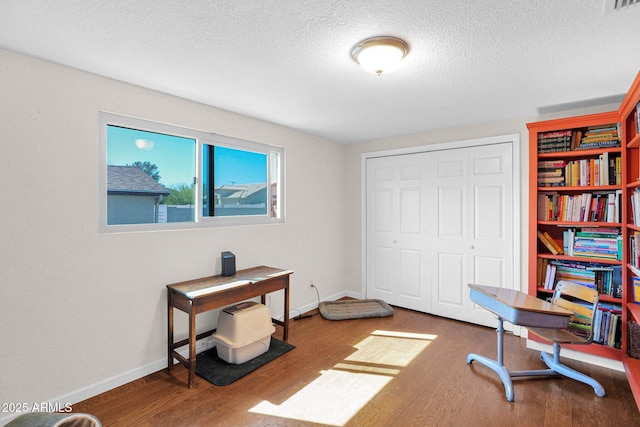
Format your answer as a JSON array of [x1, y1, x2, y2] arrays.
[[167, 266, 292, 388]]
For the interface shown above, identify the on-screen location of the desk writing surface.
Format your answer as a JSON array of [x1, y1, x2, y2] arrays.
[[469, 284, 571, 315], [468, 284, 571, 328], [167, 266, 291, 299]]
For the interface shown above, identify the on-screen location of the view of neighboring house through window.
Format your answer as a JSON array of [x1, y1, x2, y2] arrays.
[[202, 145, 269, 217], [99, 112, 284, 231], [106, 125, 196, 225]]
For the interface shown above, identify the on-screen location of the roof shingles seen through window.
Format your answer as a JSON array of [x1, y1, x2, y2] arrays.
[[107, 165, 170, 196]]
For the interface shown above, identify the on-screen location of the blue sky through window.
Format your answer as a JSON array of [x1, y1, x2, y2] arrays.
[[213, 146, 267, 186], [107, 126, 196, 188], [107, 126, 267, 188]]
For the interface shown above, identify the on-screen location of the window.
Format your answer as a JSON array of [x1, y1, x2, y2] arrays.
[[201, 145, 281, 219], [98, 112, 284, 232]]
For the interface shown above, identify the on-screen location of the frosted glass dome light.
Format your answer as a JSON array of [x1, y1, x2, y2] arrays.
[[351, 36, 409, 75]]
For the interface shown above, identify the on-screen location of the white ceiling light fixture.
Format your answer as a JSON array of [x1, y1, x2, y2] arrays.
[[351, 36, 410, 76]]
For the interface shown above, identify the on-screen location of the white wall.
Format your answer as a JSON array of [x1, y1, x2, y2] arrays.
[[0, 48, 346, 416]]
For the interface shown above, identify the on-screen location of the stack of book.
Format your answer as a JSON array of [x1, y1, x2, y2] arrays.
[[553, 262, 596, 290], [537, 159, 566, 187], [538, 130, 573, 153], [576, 124, 620, 150], [572, 228, 621, 260]]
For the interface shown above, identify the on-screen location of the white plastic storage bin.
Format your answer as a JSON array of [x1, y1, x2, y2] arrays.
[[212, 301, 275, 364]]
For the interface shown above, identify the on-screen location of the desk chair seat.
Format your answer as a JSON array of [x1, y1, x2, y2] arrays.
[[527, 280, 605, 397]]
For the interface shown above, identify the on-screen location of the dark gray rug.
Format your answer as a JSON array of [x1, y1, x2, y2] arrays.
[[319, 299, 394, 320], [195, 337, 294, 386]]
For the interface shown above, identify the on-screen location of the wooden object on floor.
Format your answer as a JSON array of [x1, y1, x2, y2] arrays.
[[73, 305, 638, 426], [167, 265, 292, 388]]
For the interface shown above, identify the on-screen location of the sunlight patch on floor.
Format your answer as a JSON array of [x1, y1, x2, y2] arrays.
[[248, 329, 437, 426], [249, 369, 391, 426], [345, 333, 432, 368]]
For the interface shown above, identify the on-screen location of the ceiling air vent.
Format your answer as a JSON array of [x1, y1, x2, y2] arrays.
[[605, 0, 640, 13]]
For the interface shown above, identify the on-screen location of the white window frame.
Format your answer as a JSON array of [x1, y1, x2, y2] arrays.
[[98, 112, 285, 233]]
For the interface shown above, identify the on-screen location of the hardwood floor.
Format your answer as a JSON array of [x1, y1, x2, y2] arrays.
[[73, 306, 639, 426]]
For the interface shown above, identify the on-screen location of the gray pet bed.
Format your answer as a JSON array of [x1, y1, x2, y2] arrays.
[[319, 299, 394, 320]]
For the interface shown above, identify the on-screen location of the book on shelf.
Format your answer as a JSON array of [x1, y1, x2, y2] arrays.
[[575, 124, 621, 150], [632, 276, 640, 304], [562, 227, 621, 262], [554, 263, 596, 290], [543, 231, 564, 254], [538, 161, 566, 187], [573, 233, 621, 261], [537, 230, 561, 254], [543, 263, 557, 290], [563, 228, 575, 256], [537, 258, 550, 288], [562, 153, 621, 187], [537, 192, 621, 222], [538, 160, 566, 168], [630, 231, 640, 270], [538, 130, 572, 153], [541, 259, 622, 297], [588, 264, 622, 298], [537, 125, 620, 154], [593, 302, 622, 348], [631, 188, 640, 226]]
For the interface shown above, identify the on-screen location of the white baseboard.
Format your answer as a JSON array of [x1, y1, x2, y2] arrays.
[[0, 355, 169, 427], [345, 289, 363, 299], [275, 290, 349, 321]]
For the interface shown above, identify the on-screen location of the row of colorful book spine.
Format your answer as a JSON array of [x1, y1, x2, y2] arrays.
[[593, 303, 622, 348], [537, 153, 621, 187], [537, 124, 620, 153], [537, 191, 621, 223], [538, 258, 622, 297]]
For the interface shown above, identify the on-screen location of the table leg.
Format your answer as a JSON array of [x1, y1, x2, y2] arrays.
[[283, 278, 289, 341], [167, 291, 174, 371], [466, 317, 514, 402], [187, 301, 196, 388]]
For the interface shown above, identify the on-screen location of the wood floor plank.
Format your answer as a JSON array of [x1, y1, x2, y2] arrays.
[[71, 306, 639, 426]]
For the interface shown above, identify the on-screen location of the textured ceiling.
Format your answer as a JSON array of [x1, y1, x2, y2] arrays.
[[1, 1, 640, 143]]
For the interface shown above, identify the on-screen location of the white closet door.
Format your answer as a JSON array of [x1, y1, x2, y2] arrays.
[[365, 153, 431, 312], [365, 142, 513, 328], [427, 143, 513, 327]]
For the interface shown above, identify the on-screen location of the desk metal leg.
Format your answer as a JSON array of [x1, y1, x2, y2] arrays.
[[466, 317, 515, 402]]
